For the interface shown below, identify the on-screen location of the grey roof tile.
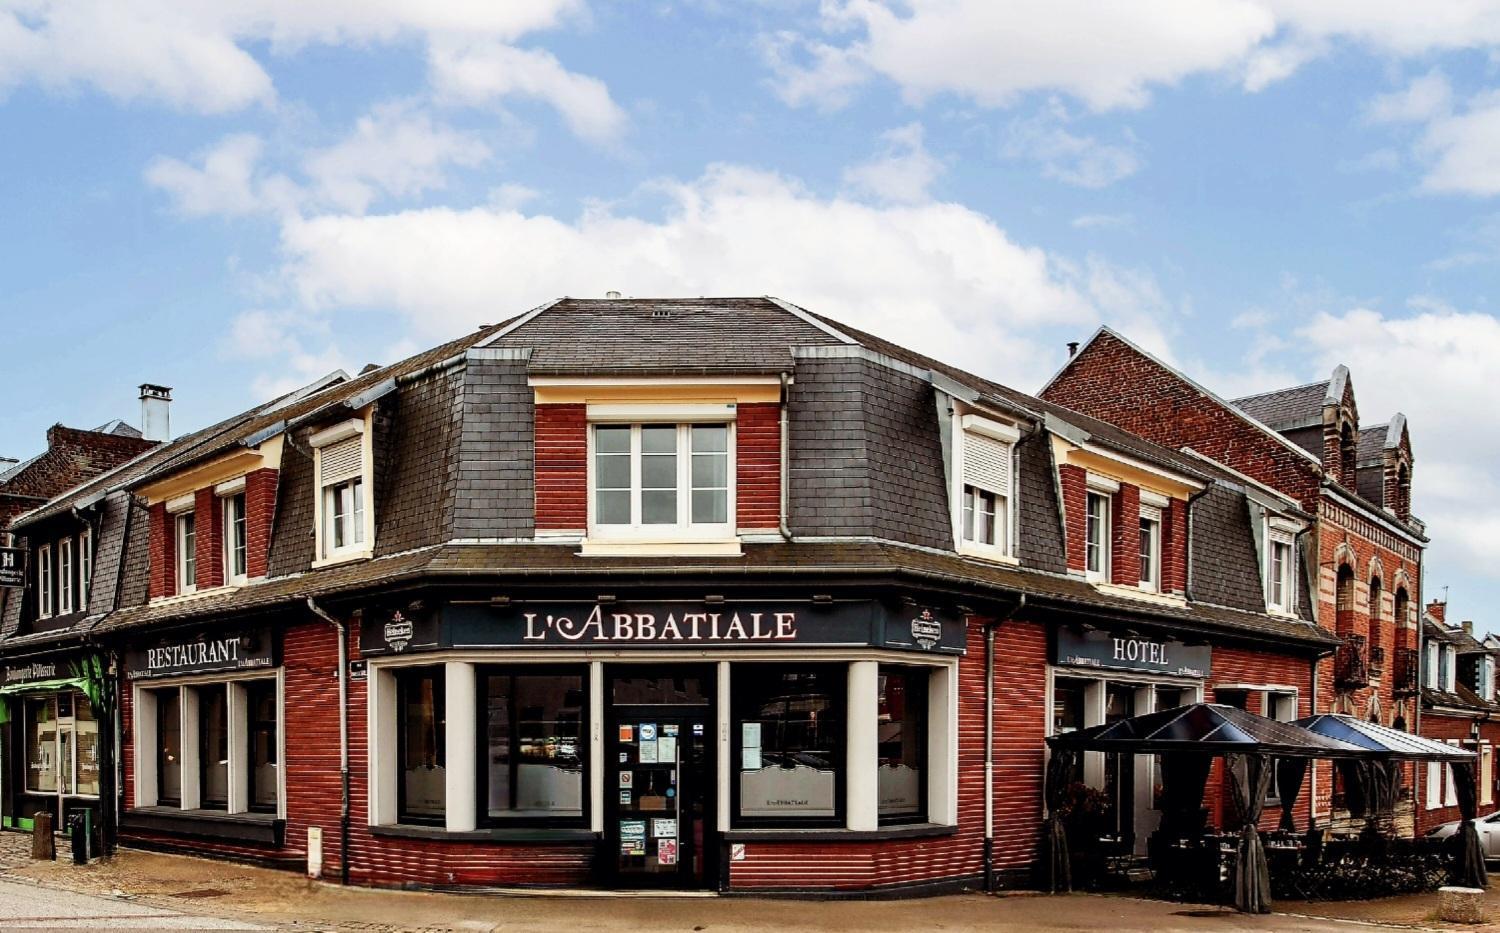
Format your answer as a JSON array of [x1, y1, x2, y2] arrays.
[[1232, 381, 1330, 429]]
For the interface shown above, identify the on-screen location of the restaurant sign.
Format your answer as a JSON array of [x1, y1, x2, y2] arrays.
[[1055, 628, 1211, 678], [125, 628, 276, 680], [0, 548, 25, 589], [359, 600, 967, 656]]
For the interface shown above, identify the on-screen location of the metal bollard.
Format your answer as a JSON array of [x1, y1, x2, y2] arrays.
[[69, 811, 90, 865]]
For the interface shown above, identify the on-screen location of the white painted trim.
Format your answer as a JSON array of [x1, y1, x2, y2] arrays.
[[845, 661, 879, 831], [180, 686, 202, 810], [227, 681, 249, 813], [764, 296, 859, 344], [133, 685, 159, 808], [165, 493, 195, 514], [530, 375, 782, 387], [960, 413, 1021, 444], [716, 661, 732, 834], [444, 662, 477, 832], [214, 476, 247, 496], [1085, 472, 1122, 494], [1140, 490, 1171, 509], [1075, 440, 1207, 490], [475, 298, 562, 347], [589, 662, 604, 834], [308, 418, 364, 450], [587, 402, 739, 423], [369, 666, 398, 826]]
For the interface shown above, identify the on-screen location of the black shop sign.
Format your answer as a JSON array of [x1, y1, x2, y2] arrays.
[[125, 628, 276, 680], [0, 548, 25, 589], [359, 600, 967, 656], [1055, 627, 1210, 678]]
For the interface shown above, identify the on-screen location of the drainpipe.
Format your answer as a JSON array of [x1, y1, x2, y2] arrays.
[[779, 372, 792, 541], [307, 598, 350, 886], [984, 593, 1026, 893]]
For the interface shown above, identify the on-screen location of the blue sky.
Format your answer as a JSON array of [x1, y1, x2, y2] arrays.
[[2, 1, 1498, 627]]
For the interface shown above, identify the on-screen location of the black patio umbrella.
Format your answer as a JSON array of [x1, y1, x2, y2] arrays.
[[1048, 704, 1370, 914]]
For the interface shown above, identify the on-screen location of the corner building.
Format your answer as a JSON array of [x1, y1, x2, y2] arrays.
[[3, 299, 1338, 894]]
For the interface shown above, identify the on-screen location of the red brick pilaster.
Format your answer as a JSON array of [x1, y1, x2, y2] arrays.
[[244, 468, 279, 578], [1111, 483, 1141, 587], [194, 487, 224, 589], [1162, 498, 1188, 596], [535, 404, 587, 531], [148, 502, 175, 599], [1059, 464, 1087, 573], [736, 403, 781, 531]]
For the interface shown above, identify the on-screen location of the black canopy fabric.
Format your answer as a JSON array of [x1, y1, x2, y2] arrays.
[[1227, 754, 1275, 914], [1043, 747, 1077, 894], [1046, 704, 1370, 758], [1292, 714, 1477, 761], [1274, 757, 1308, 832]]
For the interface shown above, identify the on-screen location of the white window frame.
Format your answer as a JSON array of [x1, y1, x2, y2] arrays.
[[220, 486, 248, 584], [1265, 523, 1297, 615], [79, 528, 91, 612], [311, 417, 375, 567], [1427, 759, 1442, 809], [1138, 506, 1161, 592], [585, 420, 737, 543], [57, 537, 73, 615], [952, 414, 1019, 563], [37, 544, 53, 619], [175, 511, 197, 595], [1426, 640, 1440, 690], [1444, 645, 1457, 693], [1084, 484, 1113, 582]]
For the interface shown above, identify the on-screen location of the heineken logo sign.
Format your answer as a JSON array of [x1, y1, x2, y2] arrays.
[[911, 609, 942, 650], [126, 628, 275, 679], [384, 613, 415, 652]]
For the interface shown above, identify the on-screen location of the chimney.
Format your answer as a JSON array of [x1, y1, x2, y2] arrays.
[[605, 290, 622, 299], [139, 384, 172, 443], [1463, 620, 1474, 636], [1428, 600, 1447, 625], [1067, 341, 1080, 358]]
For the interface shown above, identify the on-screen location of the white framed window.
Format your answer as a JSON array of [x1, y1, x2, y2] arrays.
[[1426, 640, 1440, 690], [176, 512, 197, 593], [953, 414, 1018, 561], [37, 544, 53, 619], [79, 528, 91, 612], [57, 537, 73, 615], [1266, 528, 1296, 614], [1444, 645, 1457, 693], [1085, 491, 1111, 581], [1138, 506, 1161, 591], [1427, 759, 1442, 809], [311, 418, 374, 564], [223, 491, 247, 582], [588, 422, 734, 540]]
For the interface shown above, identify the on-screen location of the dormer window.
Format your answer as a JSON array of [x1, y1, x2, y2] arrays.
[[1085, 491, 1110, 581], [1444, 645, 1457, 693], [1265, 522, 1298, 615], [953, 414, 1018, 561], [1426, 639, 1439, 689], [57, 537, 73, 615], [37, 544, 52, 619], [223, 490, 248, 583], [176, 512, 196, 594], [311, 417, 374, 565], [1138, 506, 1161, 592], [589, 422, 733, 538]]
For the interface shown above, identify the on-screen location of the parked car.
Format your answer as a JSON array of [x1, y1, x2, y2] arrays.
[[1427, 811, 1500, 858]]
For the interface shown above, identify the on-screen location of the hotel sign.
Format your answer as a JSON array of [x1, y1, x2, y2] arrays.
[[125, 628, 276, 680], [360, 600, 967, 656], [1054, 628, 1211, 678]]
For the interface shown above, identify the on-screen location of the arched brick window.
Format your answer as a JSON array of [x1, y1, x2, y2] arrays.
[[1336, 564, 1356, 636], [1394, 587, 1410, 650]]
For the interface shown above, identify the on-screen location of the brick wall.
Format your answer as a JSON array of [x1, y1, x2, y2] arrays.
[[1058, 464, 1086, 573], [1110, 483, 1141, 587], [735, 402, 781, 531], [0, 426, 157, 530], [193, 488, 224, 590], [1205, 647, 1316, 832], [147, 503, 174, 599], [244, 469, 278, 578], [534, 404, 587, 532], [1162, 500, 1187, 595]]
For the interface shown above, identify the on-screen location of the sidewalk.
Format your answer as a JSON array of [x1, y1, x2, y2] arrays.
[[0, 838, 1492, 932]]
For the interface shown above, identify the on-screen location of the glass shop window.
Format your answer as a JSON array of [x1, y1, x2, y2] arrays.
[[877, 667, 928, 823], [200, 686, 229, 809], [73, 694, 99, 797], [247, 680, 279, 813], [734, 665, 844, 825], [482, 670, 586, 822], [158, 689, 182, 806], [1051, 676, 1089, 785], [25, 697, 58, 794], [398, 667, 446, 823]]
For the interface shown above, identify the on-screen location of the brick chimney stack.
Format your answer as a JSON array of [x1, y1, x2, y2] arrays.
[[1428, 600, 1447, 625]]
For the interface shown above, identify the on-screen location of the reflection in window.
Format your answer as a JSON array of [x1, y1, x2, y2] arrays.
[[735, 666, 843, 823], [247, 680, 278, 812], [25, 697, 57, 794], [484, 671, 585, 819], [200, 686, 229, 809], [1051, 677, 1088, 785], [398, 668, 445, 822], [877, 667, 928, 821], [73, 695, 99, 797], [158, 689, 182, 805]]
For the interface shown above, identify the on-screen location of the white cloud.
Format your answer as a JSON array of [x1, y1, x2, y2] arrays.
[[0, 1, 620, 144], [303, 101, 491, 213], [1417, 91, 1500, 196], [1001, 102, 1142, 188], [1071, 213, 1134, 230], [841, 123, 943, 204], [252, 163, 1174, 392], [144, 134, 301, 217], [428, 39, 627, 144], [1365, 70, 1452, 124], [768, 1, 1500, 113]]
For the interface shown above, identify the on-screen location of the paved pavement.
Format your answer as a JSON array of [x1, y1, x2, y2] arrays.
[[0, 877, 266, 929]]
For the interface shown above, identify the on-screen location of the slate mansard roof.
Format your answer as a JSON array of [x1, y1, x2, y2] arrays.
[[1232, 381, 1331, 430], [7, 296, 1336, 654]]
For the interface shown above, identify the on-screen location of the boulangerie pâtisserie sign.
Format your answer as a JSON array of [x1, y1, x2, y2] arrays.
[[358, 600, 967, 656]]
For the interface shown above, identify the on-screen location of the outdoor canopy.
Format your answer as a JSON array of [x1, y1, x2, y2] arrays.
[[1291, 714, 1477, 761], [1045, 703, 1372, 758]]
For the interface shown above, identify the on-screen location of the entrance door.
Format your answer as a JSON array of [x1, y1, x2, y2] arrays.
[[604, 666, 716, 889]]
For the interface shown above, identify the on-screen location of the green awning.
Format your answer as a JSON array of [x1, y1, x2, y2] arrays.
[[0, 677, 92, 697]]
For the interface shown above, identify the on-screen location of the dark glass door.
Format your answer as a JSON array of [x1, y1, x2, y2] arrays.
[[605, 667, 715, 889]]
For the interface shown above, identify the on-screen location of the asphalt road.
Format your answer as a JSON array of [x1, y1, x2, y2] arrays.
[[0, 878, 266, 929]]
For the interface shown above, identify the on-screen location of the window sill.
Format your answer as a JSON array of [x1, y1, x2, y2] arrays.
[[1093, 582, 1188, 607], [721, 822, 956, 843], [956, 545, 1018, 566], [312, 548, 373, 570], [579, 540, 742, 558], [120, 807, 284, 847], [369, 823, 599, 844]]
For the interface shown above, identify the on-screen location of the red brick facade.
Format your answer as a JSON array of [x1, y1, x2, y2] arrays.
[[1058, 464, 1086, 572], [1110, 483, 1141, 587], [734, 402, 781, 531], [1162, 501, 1187, 596], [147, 502, 175, 599], [244, 469, 278, 579], [534, 404, 588, 532], [0, 425, 156, 531], [193, 488, 224, 590]]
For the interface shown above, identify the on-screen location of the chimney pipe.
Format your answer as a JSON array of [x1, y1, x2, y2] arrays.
[[1464, 620, 1474, 636], [138, 384, 172, 443], [605, 290, 622, 299], [1067, 341, 1080, 358]]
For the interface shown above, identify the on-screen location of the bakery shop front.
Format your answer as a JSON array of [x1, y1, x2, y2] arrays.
[[359, 597, 966, 890]]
